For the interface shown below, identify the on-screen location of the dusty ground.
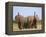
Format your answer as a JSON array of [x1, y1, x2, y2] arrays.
[[13, 23, 42, 31]]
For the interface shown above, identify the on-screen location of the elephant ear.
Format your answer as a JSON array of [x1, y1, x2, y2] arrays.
[[35, 15, 39, 22], [15, 15, 19, 23]]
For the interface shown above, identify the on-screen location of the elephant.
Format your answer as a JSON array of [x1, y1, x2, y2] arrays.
[[15, 15, 25, 29], [27, 16, 37, 28]]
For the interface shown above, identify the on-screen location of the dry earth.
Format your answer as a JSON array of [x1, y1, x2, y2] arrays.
[[13, 23, 42, 31]]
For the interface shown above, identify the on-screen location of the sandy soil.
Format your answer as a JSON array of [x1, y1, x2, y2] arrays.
[[13, 23, 42, 31]]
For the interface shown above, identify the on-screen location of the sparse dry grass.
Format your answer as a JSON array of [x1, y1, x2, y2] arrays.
[[13, 22, 42, 31]]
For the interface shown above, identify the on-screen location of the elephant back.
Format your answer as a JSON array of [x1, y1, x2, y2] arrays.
[[15, 15, 24, 23]]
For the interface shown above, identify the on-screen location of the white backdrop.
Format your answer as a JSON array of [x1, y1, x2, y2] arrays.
[[0, 0, 46, 37]]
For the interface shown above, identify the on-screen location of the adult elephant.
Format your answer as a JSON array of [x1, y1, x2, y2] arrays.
[[27, 16, 37, 28], [15, 15, 25, 29], [27, 12, 38, 28]]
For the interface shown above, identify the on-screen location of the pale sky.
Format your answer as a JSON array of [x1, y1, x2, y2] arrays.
[[13, 6, 42, 20]]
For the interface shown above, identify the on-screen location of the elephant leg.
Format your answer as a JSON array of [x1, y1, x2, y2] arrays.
[[18, 23, 21, 29], [18, 22, 22, 29], [30, 23, 34, 28], [20, 24, 24, 29], [30, 24, 33, 28], [28, 24, 33, 28]]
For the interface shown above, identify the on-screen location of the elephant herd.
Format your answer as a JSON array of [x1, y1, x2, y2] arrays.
[[15, 12, 38, 29]]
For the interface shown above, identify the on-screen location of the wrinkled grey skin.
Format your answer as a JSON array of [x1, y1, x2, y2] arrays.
[[15, 15, 26, 29], [27, 16, 37, 28]]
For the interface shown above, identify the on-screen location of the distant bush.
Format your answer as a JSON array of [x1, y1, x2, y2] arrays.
[[13, 20, 17, 24], [37, 20, 43, 25]]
